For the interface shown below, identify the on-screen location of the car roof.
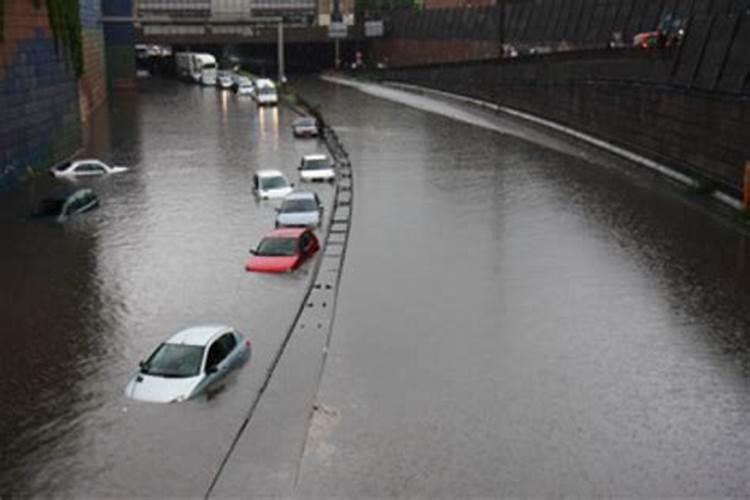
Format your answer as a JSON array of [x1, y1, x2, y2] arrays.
[[303, 154, 328, 161], [71, 158, 104, 166], [284, 191, 316, 201], [266, 227, 307, 238], [166, 325, 232, 346], [256, 169, 286, 178]]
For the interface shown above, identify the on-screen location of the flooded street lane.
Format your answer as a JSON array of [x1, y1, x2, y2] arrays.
[[294, 80, 750, 496], [0, 79, 334, 495]]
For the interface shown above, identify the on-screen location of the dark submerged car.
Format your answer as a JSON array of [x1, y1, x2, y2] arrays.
[[32, 188, 99, 222]]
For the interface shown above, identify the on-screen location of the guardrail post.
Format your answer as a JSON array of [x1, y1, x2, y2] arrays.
[[744, 160, 750, 211]]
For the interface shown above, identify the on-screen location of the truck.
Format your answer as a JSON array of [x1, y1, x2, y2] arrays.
[[192, 53, 218, 86]]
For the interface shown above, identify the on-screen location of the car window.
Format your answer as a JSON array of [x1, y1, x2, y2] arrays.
[[257, 237, 298, 256], [302, 159, 329, 171], [206, 340, 228, 370], [219, 333, 237, 354], [299, 233, 310, 250], [142, 343, 204, 378], [75, 163, 104, 173], [261, 176, 289, 190], [282, 198, 316, 213]]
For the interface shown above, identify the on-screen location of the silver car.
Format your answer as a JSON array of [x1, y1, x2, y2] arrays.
[[125, 325, 251, 403], [275, 191, 323, 228]]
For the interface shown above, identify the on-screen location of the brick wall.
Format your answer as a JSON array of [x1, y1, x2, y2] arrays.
[[0, 1, 82, 189], [0, 0, 108, 190]]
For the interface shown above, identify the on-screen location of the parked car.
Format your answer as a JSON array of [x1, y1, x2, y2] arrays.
[[254, 79, 278, 106], [32, 188, 99, 222], [237, 79, 255, 96], [298, 154, 335, 183], [50, 159, 128, 178], [217, 71, 234, 89], [246, 228, 320, 273], [275, 191, 323, 228], [124, 325, 251, 403], [253, 170, 294, 200], [292, 116, 319, 138]]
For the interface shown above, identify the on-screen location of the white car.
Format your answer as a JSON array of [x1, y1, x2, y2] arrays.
[[50, 159, 128, 178], [125, 325, 251, 403], [253, 170, 294, 200], [254, 79, 278, 106], [298, 154, 335, 182], [275, 191, 323, 228], [217, 73, 233, 89]]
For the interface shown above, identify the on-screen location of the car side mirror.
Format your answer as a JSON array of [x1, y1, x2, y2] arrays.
[[206, 365, 218, 374], [249, 249, 258, 255], [138, 360, 147, 372]]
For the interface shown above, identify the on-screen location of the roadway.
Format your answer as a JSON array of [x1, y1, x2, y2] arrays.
[[2, 76, 750, 496]]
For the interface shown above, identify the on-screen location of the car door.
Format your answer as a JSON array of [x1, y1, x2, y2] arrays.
[[219, 332, 240, 369], [203, 337, 230, 387]]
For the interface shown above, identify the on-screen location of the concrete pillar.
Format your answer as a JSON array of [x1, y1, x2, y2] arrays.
[[103, 0, 136, 89]]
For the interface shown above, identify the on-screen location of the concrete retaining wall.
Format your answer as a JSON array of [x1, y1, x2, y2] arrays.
[[377, 48, 749, 196]]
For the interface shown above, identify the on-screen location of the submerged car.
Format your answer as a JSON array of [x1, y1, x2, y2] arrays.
[[125, 325, 251, 403], [253, 169, 294, 200], [32, 188, 99, 222], [246, 228, 320, 273], [292, 116, 319, 138], [275, 191, 323, 228], [50, 159, 128, 178], [298, 154, 335, 183]]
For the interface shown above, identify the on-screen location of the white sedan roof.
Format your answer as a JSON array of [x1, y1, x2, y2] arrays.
[[256, 169, 286, 178], [167, 325, 230, 346], [303, 154, 328, 161]]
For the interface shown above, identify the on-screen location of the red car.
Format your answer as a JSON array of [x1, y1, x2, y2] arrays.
[[246, 228, 320, 273]]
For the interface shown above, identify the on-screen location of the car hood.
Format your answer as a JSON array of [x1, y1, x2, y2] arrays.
[[277, 212, 319, 227], [301, 169, 335, 180], [246, 255, 299, 273], [124, 373, 202, 403], [260, 186, 294, 199]]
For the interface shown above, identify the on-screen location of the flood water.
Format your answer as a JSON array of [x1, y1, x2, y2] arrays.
[[0, 79, 334, 496], [4, 76, 750, 496]]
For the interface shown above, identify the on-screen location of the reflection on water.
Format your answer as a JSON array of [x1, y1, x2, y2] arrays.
[[0, 78, 333, 496]]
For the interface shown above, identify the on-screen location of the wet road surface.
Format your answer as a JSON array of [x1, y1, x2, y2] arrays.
[[3, 76, 750, 496], [0, 79, 335, 496], [290, 79, 750, 496]]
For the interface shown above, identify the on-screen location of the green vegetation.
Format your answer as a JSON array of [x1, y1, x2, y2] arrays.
[[0, 0, 83, 75], [36, 0, 84, 77]]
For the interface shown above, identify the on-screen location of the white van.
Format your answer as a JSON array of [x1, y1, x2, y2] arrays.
[[254, 79, 278, 106]]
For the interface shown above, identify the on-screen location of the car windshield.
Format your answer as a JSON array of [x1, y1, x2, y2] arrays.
[[295, 118, 316, 127], [282, 198, 317, 213], [261, 176, 289, 190], [302, 159, 330, 171], [259, 87, 276, 96], [141, 343, 204, 378], [256, 237, 298, 256]]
